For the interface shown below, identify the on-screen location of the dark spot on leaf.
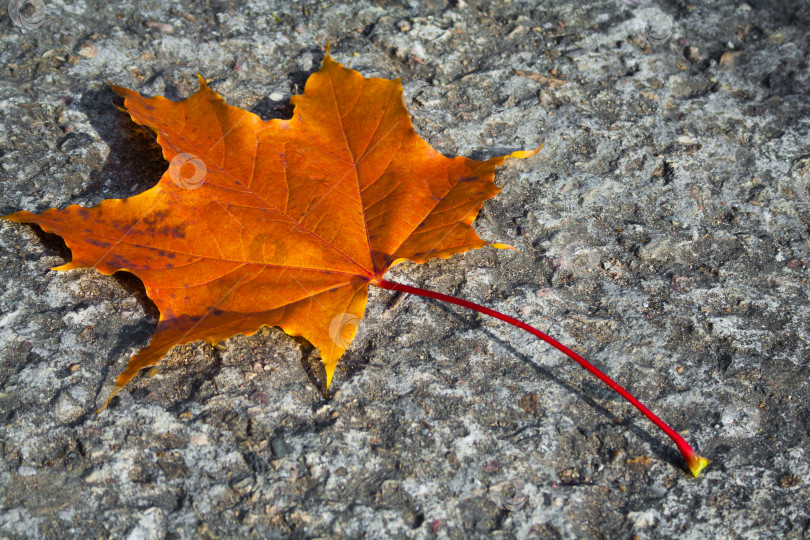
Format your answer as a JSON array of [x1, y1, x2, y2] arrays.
[[105, 254, 136, 268], [142, 211, 168, 225], [161, 226, 186, 238], [86, 238, 112, 248]]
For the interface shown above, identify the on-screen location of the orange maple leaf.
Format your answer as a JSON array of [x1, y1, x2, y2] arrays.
[[4, 54, 538, 395]]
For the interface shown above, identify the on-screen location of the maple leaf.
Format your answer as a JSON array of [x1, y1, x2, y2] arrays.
[[4, 54, 537, 392], [3, 54, 708, 477]]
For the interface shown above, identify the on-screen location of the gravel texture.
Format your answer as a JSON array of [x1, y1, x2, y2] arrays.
[[1, 0, 809, 538]]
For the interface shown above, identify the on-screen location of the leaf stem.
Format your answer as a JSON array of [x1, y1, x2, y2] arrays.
[[372, 278, 708, 477]]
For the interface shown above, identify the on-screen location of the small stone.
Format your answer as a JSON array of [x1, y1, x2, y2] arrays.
[[397, 20, 411, 32], [298, 54, 313, 71], [290, 510, 312, 525], [126, 507, 167, 540], [77, 42, 97, 59], [145, 20, 173, 34], [684, 46, 703, 63], [55, 392, 84, 424], [190, 432, 209, 446], [565, 47, 587, 60], [718, 51, 745, 68], [269, 92, 285, 101], [270, 436, 293, 458], [18, 466, 36, 476], [518, 393, 539, 413], [778, 474, 801, 488], [557, 467, 581, 484], [627, 509, 659, 530]]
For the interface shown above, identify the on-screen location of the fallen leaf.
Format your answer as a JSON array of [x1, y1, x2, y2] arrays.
[[4, 53, 538, 396]]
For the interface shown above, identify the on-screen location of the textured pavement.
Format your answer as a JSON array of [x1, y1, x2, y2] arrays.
[[0, 0, 808, 538]]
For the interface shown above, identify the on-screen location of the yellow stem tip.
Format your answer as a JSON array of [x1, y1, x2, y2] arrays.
[[688, 455, 710, 477]]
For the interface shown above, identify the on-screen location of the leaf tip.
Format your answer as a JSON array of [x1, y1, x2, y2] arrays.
[[490, 243, 518, 253], [94, 385, 121, 414], [108, 81, 130, 101], [324, 367, 334, 396], [506, 144, 543, 160], [1, 210, 30, 222]]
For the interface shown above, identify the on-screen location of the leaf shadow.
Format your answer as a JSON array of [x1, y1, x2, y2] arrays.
[[75, 87, 169, 203], [0, 88, 170, 394], [296, 339, 328, 395], [248, 66, 320, 122], [250, 96, 294, 122], [111, 270, 161, 324], [466, 147, 533, 162], [287, 69, 316, 95], [26, 224, 72, 264]]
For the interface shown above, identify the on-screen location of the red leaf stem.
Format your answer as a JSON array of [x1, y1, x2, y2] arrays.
[[372, 278, 708, 477]]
